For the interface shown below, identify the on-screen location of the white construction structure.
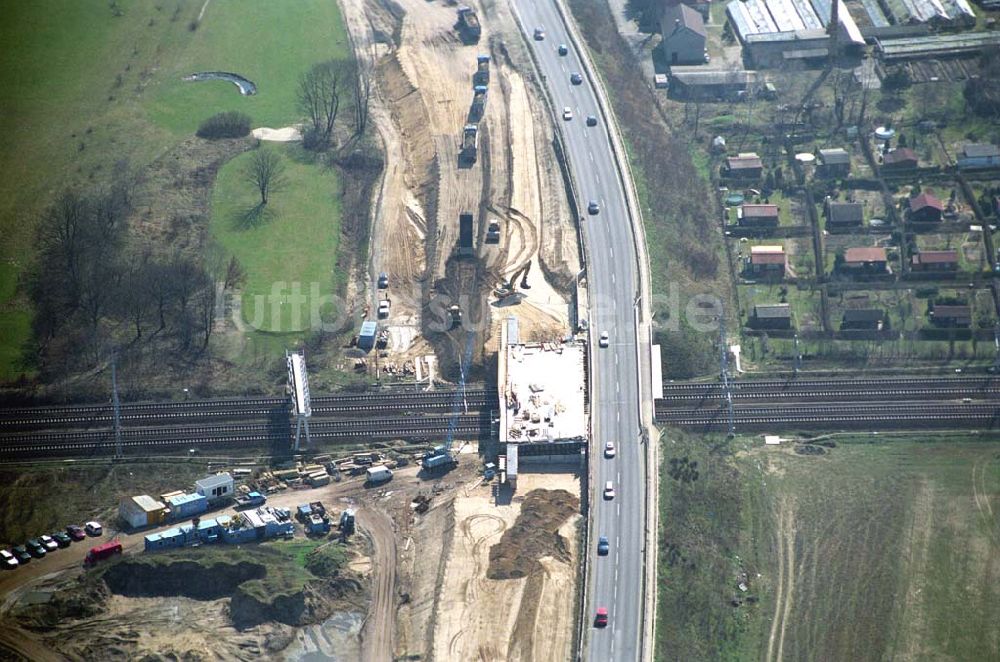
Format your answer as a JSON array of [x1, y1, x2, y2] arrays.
[[286, 350, 312, 451]]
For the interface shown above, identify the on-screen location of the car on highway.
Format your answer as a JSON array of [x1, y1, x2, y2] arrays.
[[594, 607, 609, 627], [597, 535, 609, 556], [604, 440, 616, 458], [53, 532, 72, 548], [562, 106, 573, 121], [587, 200, 600, 215], [534, 26, 545, 40], [570, 72, 583, 85], [377, 272, 389, 289], [12, 546, 31, 565], [66, 525, 86, 541], [599, 331, 609, 347], [603, 481, 615, 500], [1, 549, 18, 570], [558, 43, 568, 55], [84, 521, 103, 537], [39, 535, 59, 552], [586, 115, 598, 127], [26, 539, 47, 558]]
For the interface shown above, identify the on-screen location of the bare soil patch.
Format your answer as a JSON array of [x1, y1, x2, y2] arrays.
[[488, 488, 579, 579]]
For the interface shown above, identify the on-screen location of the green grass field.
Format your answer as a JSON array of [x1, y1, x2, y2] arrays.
[[0, 0, 349, 382], [208, 145, 342, 336], [657, 430, 1000, 661]]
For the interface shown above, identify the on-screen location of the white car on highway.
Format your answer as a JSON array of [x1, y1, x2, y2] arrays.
[[604, 441, 616, 458], [562, 106, 573, 121], [603, 481, 615, 500], [599, 331, 609, 347]]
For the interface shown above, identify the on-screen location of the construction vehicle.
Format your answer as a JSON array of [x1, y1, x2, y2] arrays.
[[366, 465, 393, 485], [460, 124, 478, 164], [456, 6, 481, 42], [421, 445, 458, 472], [470, 85, 488, 120], [338, 509, 356, 541], [84, 540, 122, 567], [494, 260, 532, 302], [234, 492, 266, 509], [486, 219, 501, 243], [473, 54, 490, 86], [448, 305, 463, 329]]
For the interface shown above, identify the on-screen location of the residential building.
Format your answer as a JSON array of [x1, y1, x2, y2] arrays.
[[956, 143, 1000, 169], [195, 472, 234, 503], [724, 153, 763, 180], [929, 304, 971, 327], [825, 200, 864, 229], [737, 203, 779, 227], [750, 303, 792, 329], [909, 192, 943, 223], [816, 148, 851, 178], [882, 147, 919, 170], [668, 68, 768, 100], [840, 308, 887, 331], [661, 4, 708, 65], [911, 249, 958, 271], [746, 245, 786, 277], [841, 246, 888, 273]]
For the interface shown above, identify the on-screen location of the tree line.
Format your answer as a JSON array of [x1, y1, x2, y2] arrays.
[[26, 173, 224, 376]]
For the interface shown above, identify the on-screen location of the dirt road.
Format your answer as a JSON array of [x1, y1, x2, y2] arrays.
[[358, 507, 397, 662]]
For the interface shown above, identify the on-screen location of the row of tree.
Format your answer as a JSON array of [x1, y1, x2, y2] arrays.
[[27, 178, 221, 375], [297, 57, 372, 150]]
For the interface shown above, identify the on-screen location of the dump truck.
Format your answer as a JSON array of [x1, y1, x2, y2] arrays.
[[460, 124, 478, 164], [471, 85, 488, 120], [84, 540, 122, 567], [456, 6, 481, 42], [234, 491, 266, 509], [473, 54, 490, 86]]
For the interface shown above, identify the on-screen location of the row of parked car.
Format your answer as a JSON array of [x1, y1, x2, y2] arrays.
[[1, 521, 103, 569]]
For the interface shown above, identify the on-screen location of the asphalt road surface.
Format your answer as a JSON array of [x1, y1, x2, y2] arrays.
[[509, 3, 646, 659]]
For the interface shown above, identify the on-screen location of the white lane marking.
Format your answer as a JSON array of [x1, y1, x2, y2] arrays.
[[611, 272, 616, 285], [616, 502, 621, 516], [610, 244, 614, 259], [589, 151, 595, 162], [616, 380, 620, 393], [616, 410, 620, 422], [596, 173, 601, 184], [615, 353, 619, 366]]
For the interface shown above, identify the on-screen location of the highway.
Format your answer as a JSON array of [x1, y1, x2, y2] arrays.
[[509, 2, 647, 659]]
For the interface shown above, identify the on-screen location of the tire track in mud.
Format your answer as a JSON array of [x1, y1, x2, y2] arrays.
[[448, 513, 508, 659]]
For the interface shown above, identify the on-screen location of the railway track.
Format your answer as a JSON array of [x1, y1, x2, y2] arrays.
[[0, 389, 498, 431], [660, 376, 1000, 394]]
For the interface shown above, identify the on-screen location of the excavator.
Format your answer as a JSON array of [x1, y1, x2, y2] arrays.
[[493, 260, 532, 303]]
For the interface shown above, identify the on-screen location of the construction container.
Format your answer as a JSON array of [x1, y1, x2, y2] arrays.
[[301, 464, 325, 475], [273, 469, 300, 482], [195, 472, 234, 503], [358, 320, 378, 351], [160, 490, 185, 503], [308, 471, 331, 487], [459, 213, 474, 255], [119, 495, 168, 529], [167, 492, 208, 520]]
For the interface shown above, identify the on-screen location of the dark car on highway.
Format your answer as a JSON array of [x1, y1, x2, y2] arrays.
[[558, 43, 568, 55], [597, 535, 609, 556], [586, 115, 598, 127], [570, 72, 583, 85]]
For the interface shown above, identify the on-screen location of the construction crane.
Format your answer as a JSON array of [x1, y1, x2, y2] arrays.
[[493, 260, 532, 302]]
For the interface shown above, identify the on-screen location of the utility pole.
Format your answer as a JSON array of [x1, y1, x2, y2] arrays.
[[112, 354, 123, 460]]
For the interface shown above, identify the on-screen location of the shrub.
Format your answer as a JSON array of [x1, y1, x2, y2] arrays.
[[196, 111, 252, 139]]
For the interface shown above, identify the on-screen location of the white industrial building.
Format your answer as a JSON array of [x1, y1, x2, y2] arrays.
[[195, 472, 234, 503], [119, 494, 167, 529]]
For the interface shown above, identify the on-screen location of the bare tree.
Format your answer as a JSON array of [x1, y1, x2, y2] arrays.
[[298, 60, 351, 148], [223, 255, 247, 290], [245, 148, 286, 206], [353, 57, 373, 137]]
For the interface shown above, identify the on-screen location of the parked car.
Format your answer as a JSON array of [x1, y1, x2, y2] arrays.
[[26, 539, 47, 558], [597, 535, 609, 556], [377, 272, 389, 289], [586, 115, 598, 127], [1, 549, 18, 569], [595, 607, 609, 627], [558, 43, 568, 55], [588, 200, 600, 215], [603, 481, 615, 500], [12, 546, 31, 565], [570, 72, 583, 85], [66, 525, 86, 541], [53, 532, 72, 548], [39, 535, 58, 552], [377, 300, 391, 318], [604, 440, 616, 458], [84, 521, 103, 537]]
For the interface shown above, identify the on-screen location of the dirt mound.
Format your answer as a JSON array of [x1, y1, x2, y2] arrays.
[[102, 559, 266, 600], [487, 489, 579, 580]]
